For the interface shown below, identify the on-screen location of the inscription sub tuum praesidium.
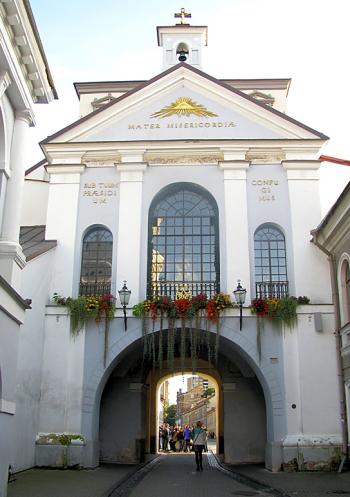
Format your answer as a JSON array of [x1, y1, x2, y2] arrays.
[[81, 182, 118, 204]]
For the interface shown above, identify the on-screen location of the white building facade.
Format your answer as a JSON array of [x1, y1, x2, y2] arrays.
[[312, 179, 350, 464], [7, 14, 349, 484], [0, 1, 56, 495]]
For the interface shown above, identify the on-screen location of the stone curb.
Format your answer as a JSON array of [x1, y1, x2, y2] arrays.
[[209, 452, 294, 497], [106, 456, 161, 497]]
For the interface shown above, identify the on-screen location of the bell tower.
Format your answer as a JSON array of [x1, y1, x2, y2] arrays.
[[157, 8, 208, 71]]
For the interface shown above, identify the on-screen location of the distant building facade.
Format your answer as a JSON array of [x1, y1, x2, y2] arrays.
[[177, 376, 216, 431]]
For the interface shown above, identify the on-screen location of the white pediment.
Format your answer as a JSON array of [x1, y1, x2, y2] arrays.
[[45, 65, 326, 145]]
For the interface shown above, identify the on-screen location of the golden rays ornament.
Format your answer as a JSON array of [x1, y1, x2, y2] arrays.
[[151, 97, 218, 119]]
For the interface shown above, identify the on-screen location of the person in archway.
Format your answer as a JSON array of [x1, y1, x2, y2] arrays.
[[183, 424, 191, 452], [161, 424, 169, 451], [192, 421, 207, 471]]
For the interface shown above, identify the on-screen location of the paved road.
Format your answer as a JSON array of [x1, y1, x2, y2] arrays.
[[7, 453, 350, 497], [126, 453, 273, 497]]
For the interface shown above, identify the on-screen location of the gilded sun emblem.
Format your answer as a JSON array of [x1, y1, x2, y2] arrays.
[[151, 97, 218, 119]]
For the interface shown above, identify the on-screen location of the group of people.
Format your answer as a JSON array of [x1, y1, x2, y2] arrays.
[[159, 421, 213, 471]]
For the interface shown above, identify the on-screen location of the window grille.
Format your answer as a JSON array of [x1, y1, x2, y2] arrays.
[[79, 227, 112, 295], [147, 183, 220, 299], [254, 224, 288, 299]]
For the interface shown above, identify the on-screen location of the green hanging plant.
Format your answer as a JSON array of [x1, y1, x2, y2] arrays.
[[132, 292, 234, 371], [52, 293, 116, 366], [250, 296, 303, 329], [53, 293, 116, 336]]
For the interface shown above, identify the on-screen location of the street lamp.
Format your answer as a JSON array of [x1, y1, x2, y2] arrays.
[[118, 280, 131, 331], [233, 280, 247, 330]]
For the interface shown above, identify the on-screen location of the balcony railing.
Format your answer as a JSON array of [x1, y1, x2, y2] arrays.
[[255, 281, 289, 299], [79, 282, 111, 296], [147, 281, 220, 300]]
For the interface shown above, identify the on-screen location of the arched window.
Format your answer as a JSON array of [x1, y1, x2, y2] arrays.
[[147, 183, 219, 299], [254, 224, 288, 299], [79, 227, 113, 296], [340, 258, 350, 325]]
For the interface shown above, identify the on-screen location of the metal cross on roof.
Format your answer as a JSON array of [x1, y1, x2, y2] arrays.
[[174, 7, 191, 24]]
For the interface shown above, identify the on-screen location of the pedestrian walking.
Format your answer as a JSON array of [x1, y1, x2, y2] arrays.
[[191, 420, 207, 471]]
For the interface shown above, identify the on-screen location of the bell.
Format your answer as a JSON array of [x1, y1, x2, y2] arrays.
[[178, 50, 187, 62]]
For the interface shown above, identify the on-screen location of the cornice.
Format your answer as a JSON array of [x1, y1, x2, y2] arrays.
[[282, 160, 321, 170], [74, 78, 291, 98], [45, 164, 86, 175], [41, 139, 325, 154], [116, 163, 147, 173], [219, 160, 250, 170], [0, 0, 56, 103], [282, 160, 321, 180]]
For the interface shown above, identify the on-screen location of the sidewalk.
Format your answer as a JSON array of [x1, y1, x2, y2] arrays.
[[7, 463, 138, 497], [225, 463, 350, 497]]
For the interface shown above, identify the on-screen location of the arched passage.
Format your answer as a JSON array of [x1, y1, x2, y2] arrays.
[[148, 364, 222, 455], [82, 317, 283, 468]]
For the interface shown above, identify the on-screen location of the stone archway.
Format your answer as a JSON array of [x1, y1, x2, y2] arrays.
[[146, 361, 222, 455], [81, 318, 285, 470]]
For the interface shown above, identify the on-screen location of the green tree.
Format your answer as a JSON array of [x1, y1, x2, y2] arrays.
[[202, 387, 215, 398], [164, 404, 177, 425]]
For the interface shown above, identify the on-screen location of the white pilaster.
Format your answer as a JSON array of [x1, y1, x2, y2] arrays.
[[116, 162, 147, 304], [219, 160, 251, 300], [0, 111, 31, 290], [45, 164, 85, 297], [282, 327, 302, 436], [282, 160, 331, 302]]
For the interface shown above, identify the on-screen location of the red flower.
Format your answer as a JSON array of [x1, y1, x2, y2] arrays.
[[150, 302, 158, 321], [175, 299, 191, 319], [252, 299, 269, 317], [205, 299, 219, 323], [191, 293, 208, 311]]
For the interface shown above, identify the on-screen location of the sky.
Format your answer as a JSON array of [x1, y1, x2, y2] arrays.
[[27, 0, 350, 208], [164, 374, 193, 405]]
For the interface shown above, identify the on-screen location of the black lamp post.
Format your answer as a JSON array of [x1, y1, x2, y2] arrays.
[[233, 280, 247, 331], [118, 280, 131, 331]]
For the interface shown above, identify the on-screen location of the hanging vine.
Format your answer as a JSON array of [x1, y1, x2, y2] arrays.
[[52, 293, 116, 366], [132, 292, 233, 371]]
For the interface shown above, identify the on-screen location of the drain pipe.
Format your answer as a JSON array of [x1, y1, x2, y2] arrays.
[[311, 236, 349, 468]]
